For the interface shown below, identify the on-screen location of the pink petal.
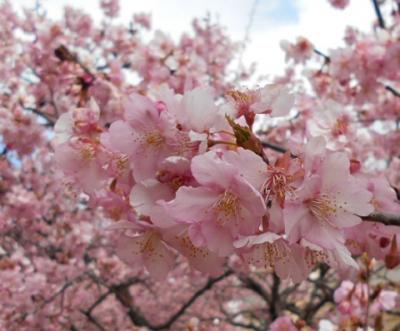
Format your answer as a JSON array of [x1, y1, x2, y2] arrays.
[[191, 151, 236, 189], [283, 203, 310, 239], [321, 152, 350, 192], [221, 148, 266, 190], [164, 186, 219, 223], [181, 87, 219, 132], [124, 93, 159, 129], [234, 232, 281, 248], [337, 184, 374, 216], [130, 182, 176, 228], [105, 120, 135, 154], [329, 211, 362, 228], [201, 221, 234, 257], [230, 175, 266, 217], [143, 238, 175, 280], [115, 234, 147, 265]]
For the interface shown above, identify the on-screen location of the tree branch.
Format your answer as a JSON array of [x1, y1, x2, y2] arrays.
[[371, 0, 385, 29], [54, 45, 96, 81], [313, 48, 330, 63], [385, 85, 400, 97], [362, 212, 400, 227], [261, 141, 289, 154], [269, 273, 280, 320], [239, 274, 271, 304], [23, 106, 55, 126], [86, 290, 112, 315], [80, 310, 107, 331], [153, 269, 233, 330], [113, 286, 150, 327]]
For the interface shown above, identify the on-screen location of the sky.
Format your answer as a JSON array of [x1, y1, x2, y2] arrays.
[[14, 0, 377, 77]]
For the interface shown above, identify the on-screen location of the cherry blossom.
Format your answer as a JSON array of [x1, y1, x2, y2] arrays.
[[1, 0, 400, 329]]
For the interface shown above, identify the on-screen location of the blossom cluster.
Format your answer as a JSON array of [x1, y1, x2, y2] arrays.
[[334, 280, 398, 324], [1, 0, 400, 329], [54, 82, 400, 281]]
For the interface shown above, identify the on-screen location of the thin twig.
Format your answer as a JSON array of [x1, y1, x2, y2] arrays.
[[80, 310, 107, 331], [371, 0, 386, 29], [23, 106, 55, 126], [313, 48, 330, 63], [362, 212, 400, 227], [385, 85, 400, 97], [153, 270, 233, 330], [54, 45, 96, 81], [238, 0, 259, 69]]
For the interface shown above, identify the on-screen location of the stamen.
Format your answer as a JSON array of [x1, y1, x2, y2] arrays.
[[144, 131, 165, 147], [116, 154, 129, 172], [226, 90, 252, 106], [262, 167, 296, 206], [79, 144, 95, 160], [213, 191, 240, 224], [307, 195, 339, 224]]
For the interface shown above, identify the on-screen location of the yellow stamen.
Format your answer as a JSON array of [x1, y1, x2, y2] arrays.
[[213, 191, 240, 224], [144, 131, 165, 147], [79, 144, 95, 160]]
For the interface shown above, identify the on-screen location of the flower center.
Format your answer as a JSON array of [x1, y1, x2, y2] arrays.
[[116, 154, 129, 172], [226, 90, 252, 107], [262, 168, 295, 207], [332, 116, 348, 136], [213, 191, 240, 222], [79, 144, 95, 161], [137, 233, 156, 254], [144, 131, 165, 147], [308, 195, 338, 223]]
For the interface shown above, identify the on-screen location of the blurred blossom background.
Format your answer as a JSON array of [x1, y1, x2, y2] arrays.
[[15, 0, 378, 77]]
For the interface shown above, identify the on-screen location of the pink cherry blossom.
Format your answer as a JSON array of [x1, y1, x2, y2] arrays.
[[280, 37, 314, 64], [284, 152, 374, 252], [165, 150, 266, 256]]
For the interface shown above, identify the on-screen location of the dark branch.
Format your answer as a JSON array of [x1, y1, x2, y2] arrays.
[[87, 290, 111, 315], [80, 310, 107, 331], [261, 141, 289, 154], [54, 45, 96, 81], [313, 48, 330, 63], [313, 48, 330, 62], [23, 106, 55, 126], [371, 0, 385, 28], [239, 274, 271, 304], [98, 271, 232, 330], [362, 212, 400, 227], [269, 273, 280, 320], [153, 270, 233, 330], [385, 85, 400, 97], [41, 274, 86, 308]]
